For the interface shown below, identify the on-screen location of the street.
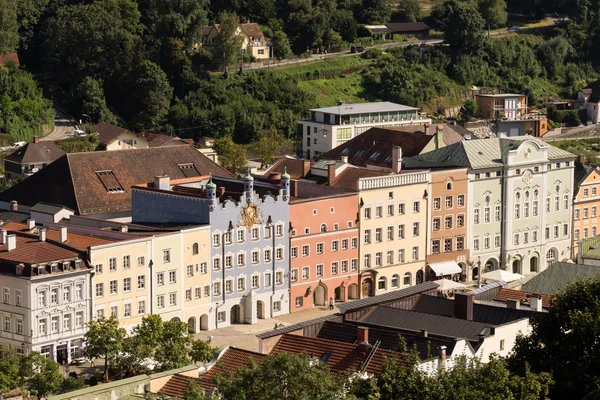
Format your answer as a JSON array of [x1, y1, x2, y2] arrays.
[[41, 113, 77, 141]]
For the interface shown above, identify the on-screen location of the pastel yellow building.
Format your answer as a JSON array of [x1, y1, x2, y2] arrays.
[[181, 226, 212, 332], [201, 23, 272, 59], [357, 171, 429, 296]]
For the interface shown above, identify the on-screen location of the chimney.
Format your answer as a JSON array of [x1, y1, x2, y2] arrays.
[[60, 227, 68, 243], [327, 162, 337, 186], [268, 172, 282, 185], [338, 100, 344, 106], [154, 175, 170, 191], [424, 122, 431, 136], [357, 326, 369, 344], [421, 329, 428, 337], [454, 292, 474, 321], [27, 219, 35, 230], [0, 230, 7, 245], [33, 136, 39, 144], [529, 295, 543, 312], [120, 225, 128, 233], [7, 234, 16, 251], [579, 154, 587, 164], [302, 159, 311, 178], [341, 155, 348, 164], [39, 228, 47, 242], [392, 146, 402, 173], [10, 201, 17, 211], [218, 187, 226, 197], [439, 345, 447, 371], [507, 299, 520, 309]]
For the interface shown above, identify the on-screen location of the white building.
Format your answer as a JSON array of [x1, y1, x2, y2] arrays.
[[0, 229, 91, 363], [299, 101, 432, 160]]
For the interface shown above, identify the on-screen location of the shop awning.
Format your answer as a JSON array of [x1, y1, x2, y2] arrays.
[[429, 261, 462, 276]]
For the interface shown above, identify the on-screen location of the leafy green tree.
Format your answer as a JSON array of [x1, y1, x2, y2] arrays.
[[212, 12, 243, 74], [214, 352, 344, 399], [0, 0, 19, 55], [84, 316, 127, 382], [271, 30, 292, 60], [478, 0, 508, 35], [441, 2, 486, 56], [509, 276, 600, 399], [190, 339, 217, 363], [59, 375, 86, 394], [0, 347, 28, 393], [331, 9, 358, 43], [214, 137, 248, 172], [463, 99, 477, 118], [27, 353, 63, 400], [183, 381, 205, 400], [361, 0, 393, 24], [429, 0, 460, 31], [16, 0, 49, 50], [400, 0, 421, 22], [251, 127, 291, 168], [77, 77, 117, 124]]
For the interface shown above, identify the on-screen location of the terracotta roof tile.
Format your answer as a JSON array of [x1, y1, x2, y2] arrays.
[[239, 23, 264, 39], [264, 156, 310, 180], [494, 288, 552, 308], [143, 131, 189, 147], [0, 234, 80, 264], [272, 333, 402, 374], [0, 53, 20, 66], [3, 222, 116, 251], [330, 166, 389, 190]]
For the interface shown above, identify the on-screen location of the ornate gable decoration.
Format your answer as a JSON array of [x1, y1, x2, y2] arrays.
[[522, 170, 533, 186], [239, 203, 262, 232]]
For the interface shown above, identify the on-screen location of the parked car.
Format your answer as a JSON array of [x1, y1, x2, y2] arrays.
[[13, 141, 26, 148], [508, 26, 520, 32], [350, 46, 365, 53], [74, 129, 86, 137]]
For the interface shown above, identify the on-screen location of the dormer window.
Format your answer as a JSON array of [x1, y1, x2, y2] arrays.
[[96, 170, 125, 194]]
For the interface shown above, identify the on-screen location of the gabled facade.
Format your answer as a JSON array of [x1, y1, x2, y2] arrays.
[[94, 123, 149, 151], [4, 137, 65, 180], [572, 164, 600, 256], [201, 23, 271, 59]]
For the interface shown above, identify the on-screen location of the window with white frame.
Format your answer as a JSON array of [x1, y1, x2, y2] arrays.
[[225, 255, 233, 268], [376, 206, 383, 218], [265, 272, 272, 287], [473, 237, 480, 251], [457, 195, 465, 207], [252, 250, 259, 264], [291, 247, 298, 258], [124, 304, 131, 317], [109, 258, 117, 272], [169, 292, 177, 305], [238, 253, 246, 266], [352, 237, 358, 248], [275, 271, 283, 285], [123, 278, 131, 292], [238, 277, 246, 291], [95, 264, 103, 274], [138, 257, 145, 267], [163, 249, 171, 263], [413, 201, 420, 213], [433, 198, 441, 210], [413, 222, 419, 236], [252, 275, 259, 288], [412, 246, 419, 261], [316, 264, 324, 277], [342, 260, 348, 272], [364, 254, 371, 268], [213, 257, 221, 270], [252, 227, 260, 240], [16, 290, 22, 306], [302, 266, 309, 279], [212, 233, 220, 246], [276, 247, 283, 260], [187, 265, 194, 277], [123, 255, 131, 269], [376, 228, 382, 242], [342, 239, 348, 250], [332, 240, 339, 251], [95, 283, 103, 297], [109, 280, 117, 295], [291, 269, 298, 281], [169, 270, 177, 283], [331, 262, 338, 275], [445, 196, 453, 209], [387, 204, 394, 216], [302, 245, 310, 257], [432, 240, 440, 254], [51, 316, 59, 332], [364, 230, 371, 244], [399, 203, 405, 214], [474, 208, 480, 224], [433, 218, 440, 231], [195, 287, 201, 298]]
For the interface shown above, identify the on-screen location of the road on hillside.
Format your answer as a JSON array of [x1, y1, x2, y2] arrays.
[[41, 110, 78, 142]]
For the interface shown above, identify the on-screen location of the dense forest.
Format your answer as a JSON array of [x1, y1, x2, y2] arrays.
[[1, 0, 600, 145]]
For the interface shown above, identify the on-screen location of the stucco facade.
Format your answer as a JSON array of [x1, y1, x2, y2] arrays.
[[573, 166, 600, 257], [357, 171, 429, 296], [105, 131, 148, 151], [289, 193, 359, 312], [181, 226, 212, 332]]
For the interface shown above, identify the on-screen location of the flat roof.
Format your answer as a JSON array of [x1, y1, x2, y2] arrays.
[[309, 101, 419, 115], [477, 93, 524, 98]]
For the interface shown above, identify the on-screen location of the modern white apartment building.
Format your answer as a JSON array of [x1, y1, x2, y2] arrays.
[[299, 101, 432, 160]]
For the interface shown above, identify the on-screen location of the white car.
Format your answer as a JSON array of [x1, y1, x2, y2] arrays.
[[13, 141, 26, 148], [74, 129, 86, 137]]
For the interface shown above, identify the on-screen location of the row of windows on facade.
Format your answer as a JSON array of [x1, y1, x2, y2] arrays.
[[36, 311, 86, 336], [433, 215, 465, 231], [215, 301, 283, 323], [431, 237, 465, 254], [364, 224, 418, 244], [575, 206, 599, 219], [291, 238, 358, 258], [95, 300, 147, 321], [432, 194, 466, 211], [363, 247, 419, 268], [473, 194, 569, 224], [472, 162, 570, 180], [213, 224, 285, 247], [212, 247, 285, 271], [364, 201, 421, 219], [472, 224, 568, 251], [582, 186, 598, 198], [212, 271, 285, 296], [292, 220, 355, 237], [94, 255, 146, 274], [574, 226, 598, 240], [290, 259, 359, 281], [36, 284, 85, 307]]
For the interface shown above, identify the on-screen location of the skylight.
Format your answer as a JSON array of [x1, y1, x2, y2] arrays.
[[95, 170, 125, 193]]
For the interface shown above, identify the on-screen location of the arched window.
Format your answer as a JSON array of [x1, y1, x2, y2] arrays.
[[320, 224, 327, 233], [485, 195, 491, 206], [192, 243, 199, 255], [515, 192, 521, 202], [534, 189, 539, 199], [446, 182, 453, 190], [555, 185, 560, 194], [525, 190, 530, 200], [403, 272, 412, 286], [377, 276, 387, 291], [391, 274, 399, 288]]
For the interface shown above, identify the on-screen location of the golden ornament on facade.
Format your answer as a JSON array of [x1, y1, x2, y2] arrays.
[[239, 204, 262, 231]]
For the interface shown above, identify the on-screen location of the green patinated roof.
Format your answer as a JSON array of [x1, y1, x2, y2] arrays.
[[405, 137, 576, 170], [521, 262, 600, 295]]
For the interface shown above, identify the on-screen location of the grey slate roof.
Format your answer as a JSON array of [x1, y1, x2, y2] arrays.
[[336, 281, 439, 314], [411, 295, 537, 326], [30, 202, 74, 214], [521, 262, 600, 295], [317, 320, 458, 360], [405, 137, 576, 170], [358, 306, 490, 341], [309, 101, 418, 115], [255, 314, 340, 340]]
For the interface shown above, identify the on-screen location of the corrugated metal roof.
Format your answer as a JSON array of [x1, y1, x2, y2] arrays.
[[522, 262, 600, 295], [256, 314, 340, 339], [470, 281, 506, 295], [336, 281, 439, 314], [309, 101, 418, 115]]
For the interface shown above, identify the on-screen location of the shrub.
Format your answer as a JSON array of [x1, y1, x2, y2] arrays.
[[551, 109, 581, 127], [362, 48, 383, 59]]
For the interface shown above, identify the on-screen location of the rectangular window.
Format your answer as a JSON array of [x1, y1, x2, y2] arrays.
[[375, 252, 382, 266], [265, 272, 272, 287], [276, 248, 283, 260], [252, 227, 260, 240], [364, 254, 371, 268], [514, 204, 520, 219], [564, 223, 569, 236], [433, 217, 440, 231], [432, 240, 440, 254], [575, 209, 580, 219], [137, 257, 145, 267], [342, 260, 348, 272], [75, 312, 83, 328], [412, 246, 419, 261], [364, 230, 371, 244], [169, 292, 177, 305], [187, 264, 194, 277], [433, 198, 441, 210], [474, 238, 480, 251], [555, 225, 560, 238], [514, 233, 519, 246], [584, 188, 589, 197], [295, 297, 303, 307], [495, 204, 501, 221], [474, 208, 480, 224], [445, 238, 453, 252], [195, 287, 202, 298], [217, 312, 226, 322], [109, 258, 117, 272], [123, 277, 131, 292], [398, 224, 405, 239], [585, 208, 589, 219], [457, 236, 464, 250], [39, 319, 47, 335], [273, 301, 281, 312], [51, 288, 58, 304], [204, 285, 210, 297], [110, 306, 118, 317], [290, 269, 298, 281], [564, 194, 569, 210], [95, 283, 103, 297], [238, 253, 246, 266], [546, 198, 551, 213], [291, 247, 298, 258], [169, 270, 176, 283], [364, 207, 371, 219], [2, 288, 9, 304], [594, 187, 598, 196], [398, 249, 405, 263], [138, 301, 145, 315], [123, 255, 131, 269], [413, 201, 420, 213], [15, 290, 22, 306], [532, 230, 538, 242], [302, 245, 310, 257], [533, 201, 538, 216], [252, 251, 259, 264], [332, 240, 339, 252], [457, 214, 464, 228], [163, 249, 171, 263], [238, 277, 246, 291], [352, 259, 358, 270], [495, 234, 501, 247], [4, 316, 10, 332], [594, 206, 598, 218], [444, 216, 453, 229], [352, 237, 358, 248], [157, 272, 165, 285], [575, 229, 580, 240], [316, 243, 324, 254], [545, 227, 550, 239], [213, 257, 221, 270], [51, 316, 59, 333], [524, 232, 529, 244], [457, 195, 465, 207], [375, 228, 382, 242], [124, 304, 131, 317], [109, 280, 117, 295], [252, 275, 260, 288], [95, 264, 103, 274], [302, 267, 309, 280], [341, 239, 348, 250], [445, 196, 453, 209], [376, 206, 383, 218], [413, 222, 419, 236], [398, 203, 405, 215], [213, 233, 220, 246], [316, 264, 324, 277], [387, 204, 394, 216]]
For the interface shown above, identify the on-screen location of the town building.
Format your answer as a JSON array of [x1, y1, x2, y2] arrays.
[[572, 163, 600, 256], [4, 137, 65, 180], [288, 185, 359, 312], [365, 22, 431, 40], [406, 136, 576, 278], [577, 80, 600, 124], [131, 173, 291, 328], [0, 146, 233, 219], [299, 101, 432, 160], [0, 227, 91, 363], [475, 94, 549, 137], [94, 123, 149, 150], [201, 23, 271, 59], [427, 168, 470, 281]]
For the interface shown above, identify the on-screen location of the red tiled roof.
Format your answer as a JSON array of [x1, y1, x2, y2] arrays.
[[271, 333, 401, 374], [0, 53, 20, 66], [159, 347, 266, 397], [494, 288, 552, 308], [264, 156, 310, 180], [3, 222, 116, 251], [331, 166, 389, 190], [239, 23, 264, 39], [0, 234, 80, 264]]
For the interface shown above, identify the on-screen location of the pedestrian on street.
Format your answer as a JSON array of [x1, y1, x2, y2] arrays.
[[328, 297, 334, 310]]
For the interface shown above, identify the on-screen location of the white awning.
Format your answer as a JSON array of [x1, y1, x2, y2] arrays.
[[429, 261, 462, 276]]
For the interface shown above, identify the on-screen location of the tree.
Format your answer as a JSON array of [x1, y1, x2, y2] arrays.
[[183, 381, 205, 400], [251, 127, 291, 168], [463, 99, 477, 118], [214, 137, 248, 172], [27, 353, 63, 400], [441, 1, 486, 56], [190, 339, 217, 363], [84, 316, 127, 382], [509, 276, 600, 399], [429, 0, 460, 31], [213, 352, 344, 399], [77, 77, 117, 124], [0, 347, 28, 393], [400, 0, 421, 22], [361, 0, 393, 24], [212, 12, 243, 74], [59, 375, 86, 394], [0, 0, 19, 55], [478, 0, 507, 35], [271, 30, 292, 60]]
